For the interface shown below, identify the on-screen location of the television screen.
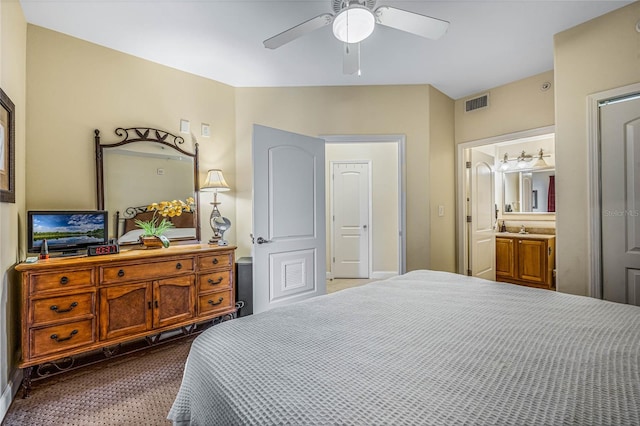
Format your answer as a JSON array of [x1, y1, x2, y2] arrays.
[[28, 211, 108, 254]]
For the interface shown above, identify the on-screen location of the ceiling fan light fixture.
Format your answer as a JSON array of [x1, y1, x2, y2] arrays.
[[332, 5, 375, 43]]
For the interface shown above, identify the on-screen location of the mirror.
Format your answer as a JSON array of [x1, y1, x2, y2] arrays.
[[503, 168, 555, 214], [95, 127, 200, 245]]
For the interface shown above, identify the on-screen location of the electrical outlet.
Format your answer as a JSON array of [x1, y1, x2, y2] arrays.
[[438, 205, 445, 217]]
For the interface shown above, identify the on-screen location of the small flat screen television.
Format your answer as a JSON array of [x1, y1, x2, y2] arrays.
[[27, 210, 109, 255]]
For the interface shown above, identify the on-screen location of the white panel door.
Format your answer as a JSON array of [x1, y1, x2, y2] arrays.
[[600, 95, 640, 306], [252, 125, 326, 314], [332, 162, 370, 278], [469, 148, 496, 280]]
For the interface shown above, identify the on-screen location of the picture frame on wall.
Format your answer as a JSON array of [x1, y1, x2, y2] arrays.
[[0, 87, 15, 203]]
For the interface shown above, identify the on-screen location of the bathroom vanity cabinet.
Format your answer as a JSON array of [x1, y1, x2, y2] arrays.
[[496, 234, 555, 289]]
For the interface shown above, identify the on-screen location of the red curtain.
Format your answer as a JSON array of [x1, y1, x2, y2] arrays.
[[548, 175, 556, 212]]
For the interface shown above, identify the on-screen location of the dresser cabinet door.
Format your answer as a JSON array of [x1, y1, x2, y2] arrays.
[[153, 275, 195, 328], [99, 283, 152, 340]]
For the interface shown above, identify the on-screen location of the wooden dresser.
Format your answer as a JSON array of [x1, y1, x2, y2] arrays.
[[495, 234, 555, 289], [16, 244, 236, 391]]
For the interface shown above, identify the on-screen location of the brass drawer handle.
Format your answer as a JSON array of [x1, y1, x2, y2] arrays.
[[176, 262, 182, 270], [50, 329, 78, 343], [60, 276, 69, 285], [207, 297, 224, 306], [212, 258, 219, 265], [50, 302, 78, 314], [117, 269, 125, 277], [208, 277, 223, 285]]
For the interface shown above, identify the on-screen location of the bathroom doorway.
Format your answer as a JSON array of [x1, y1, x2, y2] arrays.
[[456, 126, 556, 277]]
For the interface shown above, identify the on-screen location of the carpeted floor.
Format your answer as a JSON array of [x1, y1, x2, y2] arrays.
[[3, 279, 374, 425], [2, 339, 193, 426]]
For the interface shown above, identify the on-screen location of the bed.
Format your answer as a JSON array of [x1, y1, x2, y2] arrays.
[[168, 270, 640, 425]]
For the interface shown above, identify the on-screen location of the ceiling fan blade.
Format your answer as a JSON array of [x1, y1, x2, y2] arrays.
[[343, 43, 360, 75], [264, 13, 334, 49], [375, 6, 449, 40]]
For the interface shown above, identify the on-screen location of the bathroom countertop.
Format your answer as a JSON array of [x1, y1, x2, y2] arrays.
[[495, 232, 555, 240]]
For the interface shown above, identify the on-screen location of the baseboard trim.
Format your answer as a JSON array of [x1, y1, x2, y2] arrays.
[[371, 271, 398, 280], [0, 367, 22, 423]]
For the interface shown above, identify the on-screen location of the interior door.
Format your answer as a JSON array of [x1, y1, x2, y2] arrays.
[[600, 95, 640, 306], [252, 125, 326, 314], [469, 148, 496, 280], [332, 162, 370, 278]]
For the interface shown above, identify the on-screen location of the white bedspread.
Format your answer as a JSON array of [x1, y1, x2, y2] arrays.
[[168, 270, 640, 425]]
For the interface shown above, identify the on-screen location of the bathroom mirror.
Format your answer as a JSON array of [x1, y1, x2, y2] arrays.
[[502, 168, 555, 214]]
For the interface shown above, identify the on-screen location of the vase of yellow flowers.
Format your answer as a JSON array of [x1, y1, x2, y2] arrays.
[[135, 197, 194, 248]]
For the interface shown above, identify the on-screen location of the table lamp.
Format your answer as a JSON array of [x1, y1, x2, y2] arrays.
[[200, 169, 231, 244]]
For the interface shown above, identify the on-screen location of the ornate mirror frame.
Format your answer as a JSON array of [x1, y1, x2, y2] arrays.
[[95, 127, 201, 244]]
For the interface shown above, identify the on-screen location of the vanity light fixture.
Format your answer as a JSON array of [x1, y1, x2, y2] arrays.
[[516, 150, 533, 168], [200, 169, 231, 244], [500, 149, 551, 171], [533, 148, 549, 168], [499, 153, 511, 171]]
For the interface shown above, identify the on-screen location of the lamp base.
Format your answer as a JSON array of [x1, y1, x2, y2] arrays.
[[208, 236, 221, 245]]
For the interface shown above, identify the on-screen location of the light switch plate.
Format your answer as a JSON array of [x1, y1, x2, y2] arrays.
[[180, 119, 190, 134], [201, 123, 210, 137]]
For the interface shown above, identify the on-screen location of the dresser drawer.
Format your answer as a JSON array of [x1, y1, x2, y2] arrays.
[[197, 290, 234, 316], [30, 269, 94, 294], [31, 292, 95, 325], [101, 258, 194, 284], [198, 252, 233, 271], [198, 271, 232, 293], [30, 319, 95, 359]]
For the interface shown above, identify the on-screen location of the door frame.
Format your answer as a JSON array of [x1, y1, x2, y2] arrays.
[[456, 126, 556, 275], [330, 160, 372, 278], [322, 134, 406, 275], [587, 82, 640, 299]]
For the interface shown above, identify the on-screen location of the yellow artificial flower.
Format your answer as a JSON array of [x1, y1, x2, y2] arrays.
[[146, 197, 195, 217]]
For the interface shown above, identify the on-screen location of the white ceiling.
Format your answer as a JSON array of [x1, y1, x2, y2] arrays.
[[19, 0, 632, 100]]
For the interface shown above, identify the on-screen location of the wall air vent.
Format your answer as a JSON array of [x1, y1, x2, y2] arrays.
[[465, 94, 489, 112]]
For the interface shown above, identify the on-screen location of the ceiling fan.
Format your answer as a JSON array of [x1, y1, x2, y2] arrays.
[[263, 0, 450, 75]]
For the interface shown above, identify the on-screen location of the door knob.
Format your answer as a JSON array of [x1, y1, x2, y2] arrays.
[[363, 225, 368, 229], [256, 237, 272, 244]]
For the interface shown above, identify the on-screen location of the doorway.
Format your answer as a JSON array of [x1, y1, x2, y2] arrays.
[[324, 135, 406, 280], [456, 126, 556, 277]]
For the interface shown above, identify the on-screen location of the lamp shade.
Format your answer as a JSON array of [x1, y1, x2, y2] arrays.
[[332, 5, 375, 43], [201, 169, 230, 192], [533, 149, 548, 168]]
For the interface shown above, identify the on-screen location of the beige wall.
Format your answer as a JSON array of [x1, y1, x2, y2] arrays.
[[554, 1, 640, 296], [25, 25, 237, 245], [455, 71, 555, 144], [325, 142, 399, 276], [429, 86, 456, 272], [235, 85, 454, 272], [0, 0, 27, 415]]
